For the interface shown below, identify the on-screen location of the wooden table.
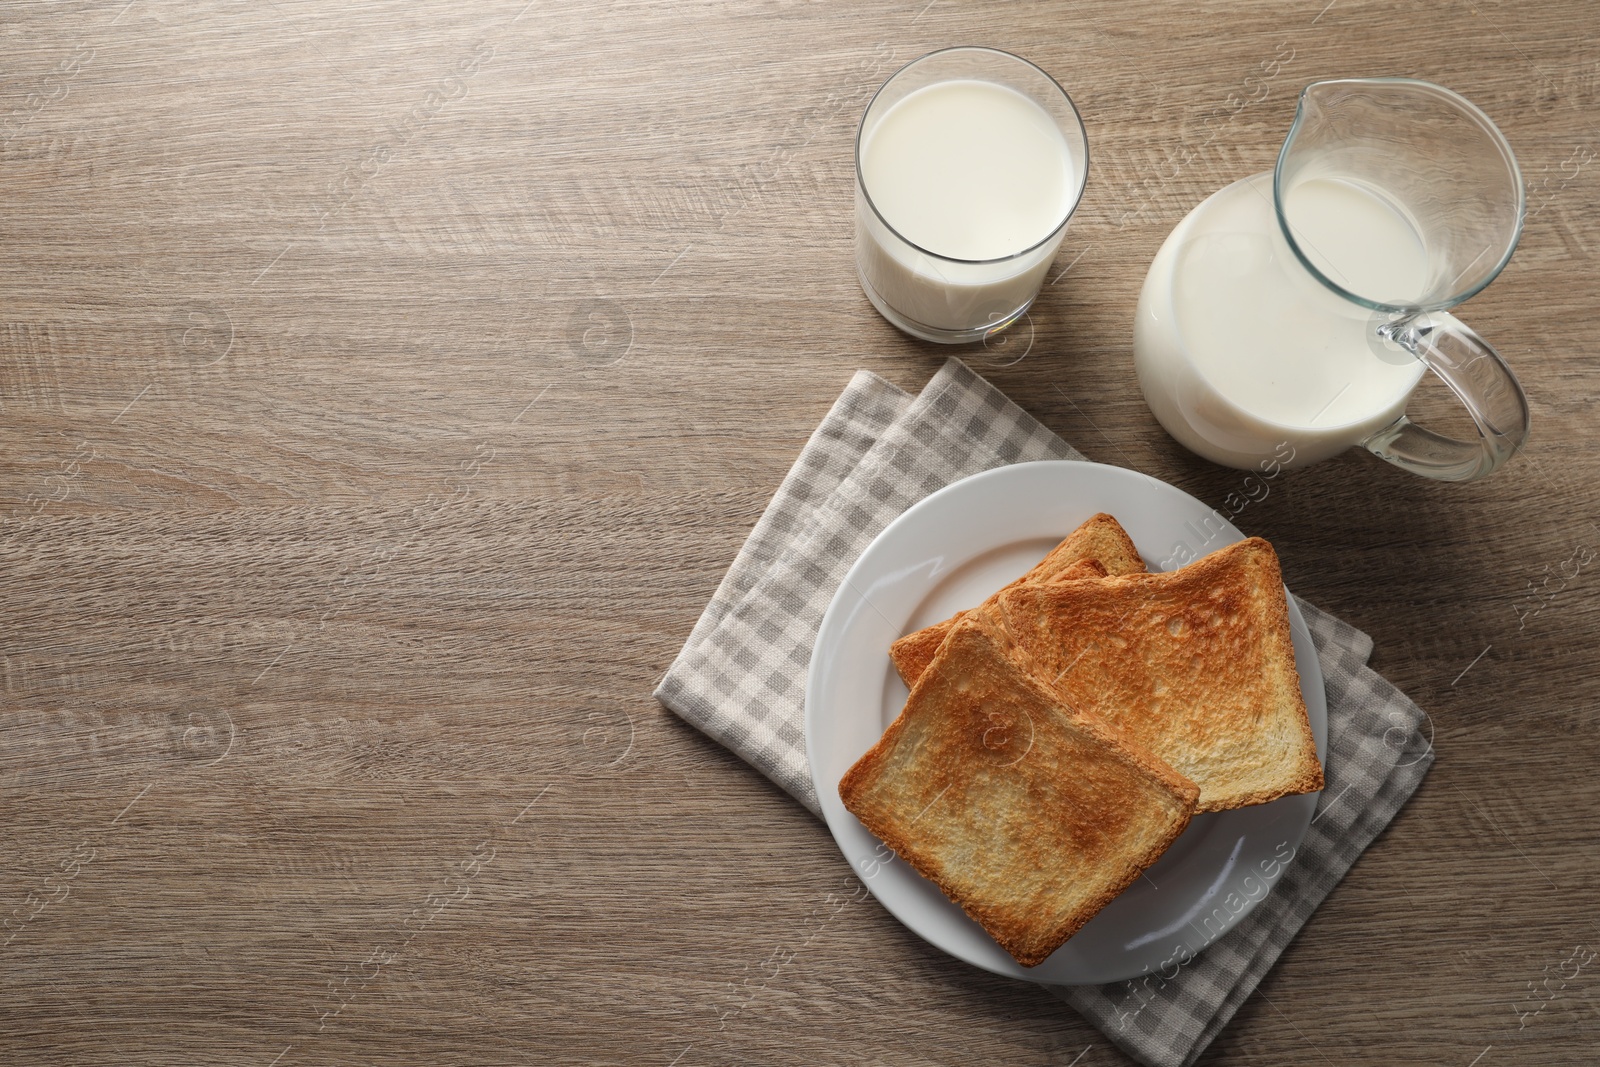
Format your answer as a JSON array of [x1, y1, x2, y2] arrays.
[[3, 2, 1597, 1064]]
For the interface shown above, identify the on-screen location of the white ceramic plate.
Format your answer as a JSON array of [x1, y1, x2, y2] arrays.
[[805, 460, 1327, 985]]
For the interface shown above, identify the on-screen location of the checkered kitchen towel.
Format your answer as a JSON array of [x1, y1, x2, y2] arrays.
[[654, 358, 1435, 1067]]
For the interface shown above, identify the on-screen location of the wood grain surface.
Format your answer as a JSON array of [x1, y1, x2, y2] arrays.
[[3, 1, 1599, 1064]]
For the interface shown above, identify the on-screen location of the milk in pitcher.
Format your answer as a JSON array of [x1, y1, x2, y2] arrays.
[[1134, 172, 1431, 468]]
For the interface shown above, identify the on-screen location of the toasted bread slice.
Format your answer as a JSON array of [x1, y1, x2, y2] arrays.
[[890, 513, 1147, 687], [840, 613, 1199, 968], [990, 537, 1323, 813]]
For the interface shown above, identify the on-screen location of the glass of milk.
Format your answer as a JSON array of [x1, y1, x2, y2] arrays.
[[854, 48, 1089, 344], [1134, 79, 1529, 481]]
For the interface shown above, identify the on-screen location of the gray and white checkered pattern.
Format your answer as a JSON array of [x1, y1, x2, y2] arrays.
[[653, 358, 1435, 1067]]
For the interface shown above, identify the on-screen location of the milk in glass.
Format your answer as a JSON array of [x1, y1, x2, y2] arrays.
[[857, 79, 1076, 335]]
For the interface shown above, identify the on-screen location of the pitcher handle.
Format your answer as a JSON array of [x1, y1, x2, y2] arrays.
[[1361, 311, 1530, 482]]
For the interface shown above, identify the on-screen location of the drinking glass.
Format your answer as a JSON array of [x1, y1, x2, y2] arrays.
[[854, 48, 1089, 344]]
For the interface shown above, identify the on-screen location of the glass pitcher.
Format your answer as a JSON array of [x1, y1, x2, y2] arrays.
[[1133, 78, 1530, 481]]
